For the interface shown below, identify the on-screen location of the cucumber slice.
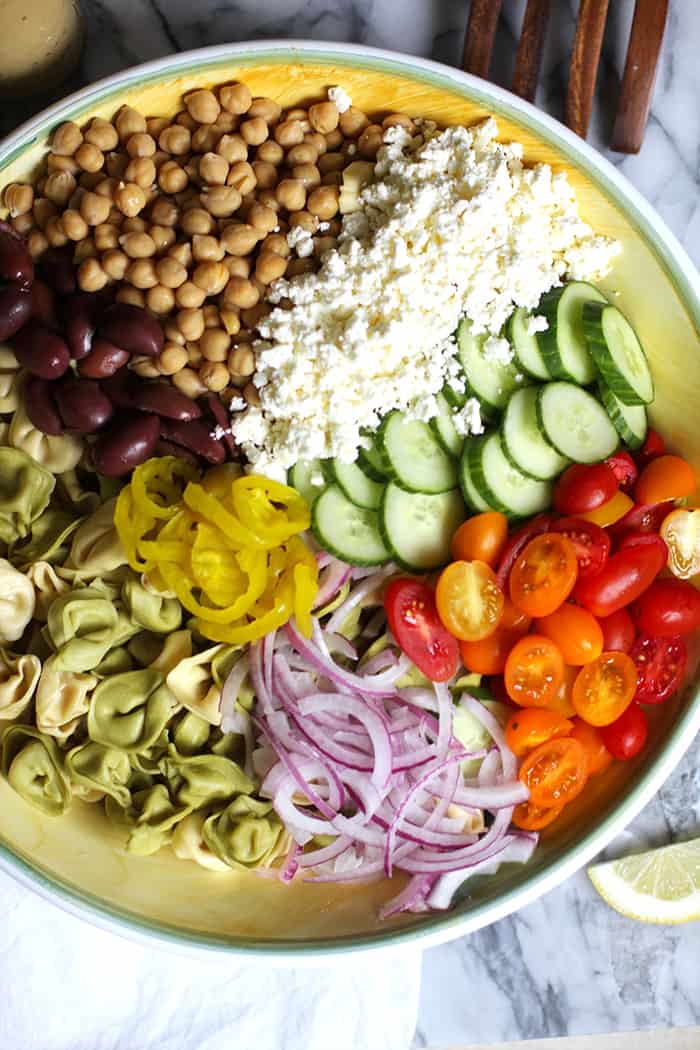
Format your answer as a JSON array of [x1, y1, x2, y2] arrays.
[[380, 484, 465, 571], [288, 459, 326, 506], [459, 443, 492, 512], [599, 381, 648, 450], [583, 302, 654, 406], [507, 307, 551, 381], [536, 381, 619, 463], [357, 435, 390, 482], [429, 393, 464, 457], [501, 387, 570, 481], [312, 484, 390, 566], [379, 411, 457, 494], [330, 458, 384, 510], [467, 432, 553, 517], [537, 281, 607, 384], [456, 318, 521, 414], [442, 380, 468, 409]]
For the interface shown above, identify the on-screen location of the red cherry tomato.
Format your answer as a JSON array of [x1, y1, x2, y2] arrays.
[[495, 513, 553, 590], [600, 703, 648, 760], [635, 578, 700, 637], [551, 517, 611, 579], [637, 428, 665, 466], [573, 542, 667, 618], [636, 455, 696, 505], [630, 634, 687, 705], [384, 578, 459, 683], [598, 608, 636, 653], [554, 463, 618, 515], [609, 502, 674, 545], [605, 450, 638, 493], [617, 532, 668, 560]]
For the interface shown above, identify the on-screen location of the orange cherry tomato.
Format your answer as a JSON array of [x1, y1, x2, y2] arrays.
[[500, 596, 532, 632], [578, 490, 634, 528], [571, 651, 637, 726], [450, 511, 508, 566], [547, 663, 578, 717], [569, 718, 613, 776], [460, 597, 530, 674], [518, 736, 589, 808], [509, 533, 578, 618], [436, 560, 504, 642], [536, 603, 604, 666], [636, 455, 696, 505], [505, 708, 574, 757], [504, 634, 565, 708], [512, 800, 565, 831]]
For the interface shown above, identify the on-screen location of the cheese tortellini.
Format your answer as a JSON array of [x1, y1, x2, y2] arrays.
[[0, 348, 21, 414], [166, 644, 227, 726], [0, 648, 41, 721], [35, 655, 98, 742], [0, 558, 35, 644], [9, 399, 83, 475]]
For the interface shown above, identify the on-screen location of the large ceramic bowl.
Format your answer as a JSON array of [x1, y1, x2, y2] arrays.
[[1, 40, 699, 959]]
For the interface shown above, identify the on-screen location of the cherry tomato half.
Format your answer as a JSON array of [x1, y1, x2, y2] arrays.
[[635, 578, 700, 637], [598, 607, 636, 654], [605, 450, 638, 493], [550, 517, 610, 580], [609, 501, 674, 545], [573, 541, 667, 618], [509, 533, 578, 618], [578, 490, 634, 528], [512, 800, 565, 831], [504, 634, 564, 708], [495, 513, 553, 590], [384, 578, 459, 683], [571, 651, 638, 726], [450, 511, 508, 567], [660, 507, 700, 579], [547, 664, 578, 717], [569, 718, 613, 776], [630, 634, 687, 705], [436, 560, 504, 642], [505, 708, 573, 757], [536, 603, 604, 665], [518, 736, 589, 808], [554, 462, 619, 515], [599, 703, 648, 760], [459, 599, 530, 675], [637, 427, 665, 466], [636, 455, 696, 505]]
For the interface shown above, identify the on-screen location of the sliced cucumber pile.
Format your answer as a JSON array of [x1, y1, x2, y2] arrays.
[[379, 411, 457, 493], [583, 301, 654, 405], [508, 307, 551, 381], [537, 281, 606, 385], [380, 485, 466, 571], [502, 386, 570, 481], [455, 319, 522, 414], [536, 382, 619, 463], [466, 432, 553, 518], [313, 485, 390, 566]]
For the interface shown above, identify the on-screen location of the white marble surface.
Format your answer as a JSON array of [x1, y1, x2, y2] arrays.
[[3, 1, 700, 1047]]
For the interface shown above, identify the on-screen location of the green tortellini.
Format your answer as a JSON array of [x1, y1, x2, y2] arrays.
[[9, 399, 83, 475], [0, 647, 41, 721], [171, 811, 229, 872], [25, 561, 70, 620], [57, 469, 101, 516], [87, 669, 177, 753], [172, 710, 211, 756], [166, 644, 224, 726], [202, 795, 285, 870], [66, 741, 132, 808], [35, 654, 97, 742], [161, 744, 253, 809], [46, 587, 120, 671], [0, 447, 55, 547], [211, 646, 241, 689], [121, 576, 182, 634], [63, 498, 127, 577], [11, 509, 83, 568], [1, 724, 71, 816], [93, 646, 134, 677], [0, 347, 20, 414], [0, 559, 35, 644], [148, 630, 192, 676], [106, 783, 189, 856]]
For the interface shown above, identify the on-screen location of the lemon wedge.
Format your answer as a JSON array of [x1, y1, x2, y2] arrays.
[[588, 839, 700, 923]]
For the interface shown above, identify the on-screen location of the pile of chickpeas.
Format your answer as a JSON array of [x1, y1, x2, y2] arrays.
[[3, 81, 416, 408]]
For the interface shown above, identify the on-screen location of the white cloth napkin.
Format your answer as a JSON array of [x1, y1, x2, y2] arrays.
[[0, 867, 421, 1050]]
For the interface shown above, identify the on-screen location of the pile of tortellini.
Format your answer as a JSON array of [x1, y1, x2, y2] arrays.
[[0, 360, 286, 873]]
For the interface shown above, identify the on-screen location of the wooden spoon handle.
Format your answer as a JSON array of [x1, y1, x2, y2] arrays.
[[611, 0, 669, 154], [512, 0, 552, 102], [462, 0, 504, 78], [566, 0, 610, 138]]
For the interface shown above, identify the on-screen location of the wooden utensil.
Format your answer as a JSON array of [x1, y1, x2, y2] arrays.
[[611, 0, 669, 153]]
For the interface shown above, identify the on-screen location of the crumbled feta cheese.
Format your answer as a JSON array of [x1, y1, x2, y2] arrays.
[[526, 313, 548, 335], [483, 335, 513, 366], [233, 118, 619, 469], [211, 424, 231, 440], [286, 225, 314, 258], [328, 85, 352, 113], [453, 397, 484, 437], [228, 396, 246, 413], [310, 470, 325, 487]]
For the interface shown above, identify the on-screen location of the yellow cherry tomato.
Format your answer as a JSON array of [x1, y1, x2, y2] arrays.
[[436, 560, 504, 641], [578, 490, 634, 527]]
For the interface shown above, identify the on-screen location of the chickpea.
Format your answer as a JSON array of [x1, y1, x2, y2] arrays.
[[93, 223, 118, 252], [126, 258, 158, 289], [199, 152, 229, 186], [176, 308, 205, 342], [26, 229, 48, 258], [240, 117, 268, 146], [158, 161, 188, 194], [171, 366, 206, 398], [305, 131, 327, 156], [291, 163, 321, 190], [325, 129, 344, 150], [198, 360, 229, 392], [153, 256, 186, 290], [219, 82, 252, 115], [192, 234, 224, 262], [94, 176, 118, 199], [177, 208, 210, 237], [85, 118, 119, 151], [223, 276, 259, 309], [191, 124, 221, 154], [228, 345, 255, 377], [224, 162, 254, 198], [78, 258, 108, 291], [201, 304, 219, 328], [224, 255, 252, 279], [243, 381, 261, 406], [120, 231, 156, 258], [105, 152, 129, 180], [175, 110, 197, 131], [200, 185, 242, 218], [200, 328, 231, 362], [273, 120, 303, 149], [60, 209, 88, 241], [44, 171, 76, 206], [383, 112, 415, 133], [47, 153, 80, 175], [318, 152, 345, 174], [252, 161, 278, 190], [150, 196, 179, 227], [219, 308, 240, 336], [101, 248, 129, 280], [124, 156, 156, 189], [45, 215, 69, 247], [192, 260, 228, 295], [255, 252, 287, 285], [125, 132, 155, 159], [121, 216, 148, 234], [220, 222, 259, 256], [159, 124, 191, 155], [116, 286, 146, 307], [247, 202, 277, 234], [261, 232, 290, 258], [275, 178, 307, 212], [74, 238, 97, 263], [74, 142, 105, 174], [213, 111, 237, 134], [146, 284, 176, 314], [248, 97, 282, 124], [114, 182, 146, 218], [149, 224, 176, 253], [358, 124, 384, 158], [168, 241, 192, 267], [289, 209, 319, 234], [32, 198, 57, 229], [11, 213, 32, 236], [214, 133, 245, 165], [3, 183, 34, 217], [256, 139, 284, 165], [116, 106, 147, 141], [107, 206, 125, 225], [339, 107, 369, 138], [309, 101, 339, 134], [147, 116, 171, 139], [131, 356, 161, 378], [50, 122, 83, 160], [185, 89, 221, 125], [76, 191, 109, 227], [155, 344, 187, 375]]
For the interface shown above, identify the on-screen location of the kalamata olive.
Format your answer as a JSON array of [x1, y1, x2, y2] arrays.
[[38, 248, 76, 295], [132, 382, 202, 421], [204, 393, 237, 457], [0, 284, 33, 341], [54, 377, 114, 433], [23, 376, 64, 436], [30, 280, 58, 330], [0, 228, 33, 289], [12, 320, 70, 379], [154, 439, 200, 468], [159, 418, 225, 465], [98, 303, 164, 358], [63, 293, 100, 359], [78, 339, 130, 378], [93, 413, 160, 477]]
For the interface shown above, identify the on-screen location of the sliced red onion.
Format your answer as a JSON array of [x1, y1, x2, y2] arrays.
[[426, 834, 538, 909], [324, 563, 397, 634], [379, 874, 436, 919], [296, 834, 352, 869], [313, 557, 352, 610]]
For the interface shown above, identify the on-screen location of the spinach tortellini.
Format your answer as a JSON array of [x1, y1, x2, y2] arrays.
[[172, 710, 211, 755], [106, 783, 190, 856], [203, 796, 285, 870], [47, 587, 121, 671], [87, 669, 177, 753], [35, 655, 97, 742], [1, 724, 71, 816], [0, 648, 41, 721], [64, 498, 127, 577], [11, 509, 83, 568], [161, 745, 253, 808], [0, 559, 35, 644], [9, 399, 83, 475], [0, 448, 54, 547], [121, 576, 182, 634], [65, 741, 132, 808]]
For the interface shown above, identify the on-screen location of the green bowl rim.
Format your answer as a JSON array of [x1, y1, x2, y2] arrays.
[[1, 39, 699, 960]]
